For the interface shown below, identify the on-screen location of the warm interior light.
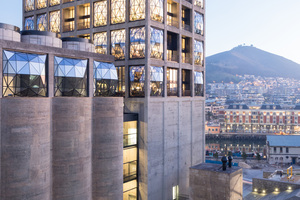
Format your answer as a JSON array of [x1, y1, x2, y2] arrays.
[[275, 188, 278, 192], [288, 186, 292, 190], [254, 188, 257, 192], [262, 190, 266, 193]]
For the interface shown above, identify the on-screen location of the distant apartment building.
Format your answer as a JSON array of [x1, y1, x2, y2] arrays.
[[205, 124, 220, 134], [221, 104, 300, 134]]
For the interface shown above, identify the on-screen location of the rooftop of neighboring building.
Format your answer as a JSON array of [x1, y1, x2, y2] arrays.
[[227, 104, 249, 109], [267, 135, 300, 147], [260, 104, 282, 110]]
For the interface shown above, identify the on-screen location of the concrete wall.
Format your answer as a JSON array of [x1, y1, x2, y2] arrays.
[[252, 178, 300, 194]]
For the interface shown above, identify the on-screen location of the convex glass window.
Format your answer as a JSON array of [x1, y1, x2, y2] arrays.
[[194, 40, 203, 66], [37, 0, 47, 10], [130, 27, 145, 59], [94, 1, 107, 27], [194, 0, 204, 8], [150, 0, 163, 22], [194, 12, 204, 35], [150, 27, 164, 59], [94, 32, 107, 54], [25, 16, 34, 30], [130, 66, 145, 97], [50, 0, 60, 6], [111, 29, 126, 60], [111, 0, 126, 24], [37, 14, 47, 31], [50, 10, 61, 33], [130, 0, 145, 21], [25, 0, 34, 12], [150, 66, 163, 96]]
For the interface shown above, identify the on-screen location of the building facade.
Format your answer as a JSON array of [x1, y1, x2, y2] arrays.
[[221, 104, 300, 134], [22, 0, 205, 199]]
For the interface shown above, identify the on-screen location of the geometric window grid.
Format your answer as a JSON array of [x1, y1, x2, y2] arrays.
[[2, 50, 47, 97], [111, 0, 126, 24], [93, 61, 118, 96], [54, 56, 88, 97], [150, 66, 163, 96], [94, 32, 107, 54], [37, 0, 47, 10], [25, 0, 34, 12], [150, 0, 163, 22], [194, 11, 204, 35], [25, 16, 34, 30], [150, 27, 164, 59], [130, 27, 145, 59], [37, 14, 47, 31], [194, 71, 204, 96], [194, 0, 204, 8], [130, 0, 145, 21], [111, 29, 126, 60], [130, 66, 145, 97], [194, 40, 203, 66], [94, 1, 107, 27], [50, 10, 60, 33], [50, 0, 60, 6]]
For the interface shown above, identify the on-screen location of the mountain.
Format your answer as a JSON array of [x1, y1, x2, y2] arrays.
[[206, 46, 300, 83]]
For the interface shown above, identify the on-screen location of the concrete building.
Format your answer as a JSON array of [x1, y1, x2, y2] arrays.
[[267, 135, 300, 165], [1, 0, 206, 199]]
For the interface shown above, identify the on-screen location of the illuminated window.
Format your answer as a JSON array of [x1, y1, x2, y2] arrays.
[[77, 3, 90, 30], [37, 0, 47, 9], [194, 11, 204, 35], [25, 16, 34, 30], [94, 61, 118, 96], [130, 0, 145, 21], [37, 14, 47, 31], [150, 66, 163, 97], [116, 66, 125, 97], [172, 185, 179, 200], [194, 71, 203, 96], [50, 10, 60, 33], [182, 6, 191, 31], [130, 27, 145, 59], [94, 32, 107, 54], [182, 36, 192, 64], [167, 68, 178, 96], [111, 29, 126, 60], [194, 40, 203, 66], [150, 27, 163, 59], [63, 0, 74, 3], [194, 0, 203, 8], [130, 66, 145, 97], [111, 0, 126, 24], [150, 0, 163, 22], [25, 0, 34, 12], [182, 69, 191, 96], [63, 7, 75, 32], [167, 1, 178, 27], [94, 1, 107, 27], [50, 0, 60, 6], [78, 34, 90, 39]]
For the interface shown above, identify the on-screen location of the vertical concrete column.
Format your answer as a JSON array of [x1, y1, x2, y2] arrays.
[[88, 58, 94, 97], [0, 46, 3, 97], [52, 97, 92, 200], [1, 98, 51, 200], [92, 97, 123, 200], [48, 53, 55, 97]]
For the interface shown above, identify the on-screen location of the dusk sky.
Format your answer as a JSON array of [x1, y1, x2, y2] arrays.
[[1, 0, 300, 64]]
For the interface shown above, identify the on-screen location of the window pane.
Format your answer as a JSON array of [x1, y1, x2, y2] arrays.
[[37, 14, 47, 31], [194, 40, 203, 66], [150, 66, 163, 97], [50, 0, 60, 6], [150, 27, 163, 59], [25, 16, 34, 30], [194, 71, 204, 96], [94, 32, 107, 54], [94, 1, 107, 27], [129, 66, 145, 97], [194, 11, 204, 35], [37, 0, 47, 9], [111, 0, 126, 24], [25, 0, 34, 12], [116, 66, 125, 97], [63, 7, 75, 32], [124, 120, 137, 147], [50, 10, 61, 33], [167, 68, 178, 96], [111, 29, 126, 60], [54, 56, 87, 97], [77, 3, 90, 30], [3, 50, 47, 97], [130, 27, 145, 59], [123, 180, 137, 200], [130, 0, 145, 21], [150, 0, 163, 22], [182, 69, 191, 96], [194, 0, 203, 8], [94, 61, 118, 96]]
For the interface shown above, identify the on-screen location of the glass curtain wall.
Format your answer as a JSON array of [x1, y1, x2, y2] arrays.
[[54, 56, 88, 97], [150, 0, 163, 22], [194, 71, 204, 96], [129, 66, 145, 97], [111, 29, 126, 60], [37, 0, 47, 9], [37, 14, 47, 31], [194, 11, 204, 35], [25, 0, 34, 12], [94, 1, 107, 27], [50, 10, 61, 33], [50, 0, 60, 6], [3, 50, 47, 97], [130, 0, 145, 21], [25, 16, 34, 30], [167, 68, 178, 96], [130, 27, 146, 59], [94, 32, 107, 54], [150, 66, 163, 96], [111, 0, 126, 24], [194, 40, 203, 66], [150, 27, 164, 59]]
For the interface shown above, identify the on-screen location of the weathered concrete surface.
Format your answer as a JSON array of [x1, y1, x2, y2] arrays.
[[52, 97, 92, 200], [92, 97, 123, 200], [190, 163, 243, 200], [1, 98, 51, 200], [252, 178, 300, 194]]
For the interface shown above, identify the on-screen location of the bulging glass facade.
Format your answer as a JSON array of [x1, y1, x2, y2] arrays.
[[194, 40, 203, 66], [37, 14, 47, 31], [50, 0, 60, 6], [194, 11, 204, 35], [25, 16, 34, 30], [94, 61, 118, 96], [130, 66, 145, 97], [54, 56, 88, 97], [195, 0, 204, 8], [130, 27, 145, 59], [2, 50, 47, 97], [194, 71, 204, 96], [150, 27, 164, 59], [25, 0, 34, 12], [94, 32, 107, 54], [150, 0, 163, 22], [50, 10, 60, 33], [94, 1, 107, 27], [111, 0, 126, 24], [150, 66, 163, 96], [111, 29, 126, 60], [130, 0, 145, 21], [37, 0, 47, 10]]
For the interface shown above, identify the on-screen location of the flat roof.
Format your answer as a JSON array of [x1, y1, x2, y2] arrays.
[[267, 135, 300, 147]]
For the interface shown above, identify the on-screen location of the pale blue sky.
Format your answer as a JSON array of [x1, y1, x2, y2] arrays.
[[0, 0, 300, 63]]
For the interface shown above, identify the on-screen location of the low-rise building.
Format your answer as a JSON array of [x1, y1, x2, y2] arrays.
[[267, 135, 300, 165]]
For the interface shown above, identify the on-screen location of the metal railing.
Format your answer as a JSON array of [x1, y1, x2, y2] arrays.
[[123, 133, 137, 147], [167, 51, 179, 62], [123, 160, 137, 183], [167, 17, 179, 28], [77, 22, 90, 30], [63, 24, 74, 32]]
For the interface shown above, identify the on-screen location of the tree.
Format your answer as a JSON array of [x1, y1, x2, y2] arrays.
[[256, 152, 261, 162], [242, 152, 247, 161]]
